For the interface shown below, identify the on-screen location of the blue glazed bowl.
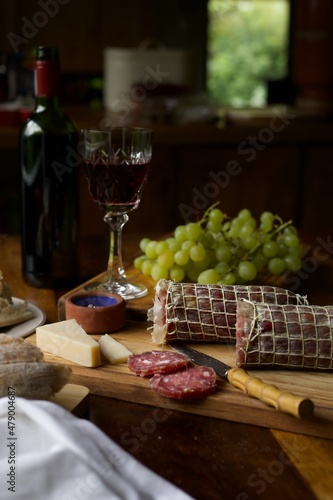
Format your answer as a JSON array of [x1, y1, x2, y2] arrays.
[[65, 291, 126, 334]]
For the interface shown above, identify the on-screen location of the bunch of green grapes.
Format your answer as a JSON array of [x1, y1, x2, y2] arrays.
[[133, 204, 303, 285]]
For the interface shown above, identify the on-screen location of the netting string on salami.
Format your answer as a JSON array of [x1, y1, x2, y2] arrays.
[[148, 280, 308, 344]]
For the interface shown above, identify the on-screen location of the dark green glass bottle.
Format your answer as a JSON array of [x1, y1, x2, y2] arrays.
[[20, 46, 79, 288]]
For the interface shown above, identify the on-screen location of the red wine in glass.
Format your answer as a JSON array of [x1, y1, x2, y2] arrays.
[[84, 159, 150, 213]]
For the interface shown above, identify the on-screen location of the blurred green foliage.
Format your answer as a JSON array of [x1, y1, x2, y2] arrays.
[[207, 0, 289, 107]]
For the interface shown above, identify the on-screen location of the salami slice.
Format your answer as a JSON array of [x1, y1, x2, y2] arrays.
[[127, 350, 192, 377], [235, 300, 333, 370], [150, 366, 217, 400], [148, 279, 308, 344]]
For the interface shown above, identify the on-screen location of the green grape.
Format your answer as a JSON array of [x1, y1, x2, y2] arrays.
[[284, 254, 302, 271], [151, 263, 169, 281], [238, 261, 257, 281], [209, 208, 224, 224], [215, 261, 230, 275], [283, 233, 300, 247], [194, 251, 213, 271], [155, 240, 169, 255], [174, 249, 190, 266], [185, 222, 203, 241], [277, 240, 289, 257], [238, 208, 252, 221], [259, 211, 274, 232], [189, 243, 206, 262], [139, 237, 151, 253], [283, 225, 298, 235], [141, 259, 153, 276], [263, 241, 279, 257], [169, 265, 185, 282], [218, 272, 236, 285], [182, 240, 196, 252], [239, 220, 255, 239], [260, 222, 271, 233], [222, 221, 231, 233], [198, 269, 220, 284], [166, 238, 181, 253], [206, 219, 222, 233], [260, 211, 274, 224], [145, 240, 158, 259], [157, 249, 174, 269], [133, 255, 145, 270], [268, 257, 286, 275], [215, 244, 232, 262], [242, 235, 259, 250], [228, 218, 242, 238], [174, 225, 187, 243]]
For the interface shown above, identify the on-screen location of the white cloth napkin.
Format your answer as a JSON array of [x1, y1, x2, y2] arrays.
[[0, 397, 193, 500]]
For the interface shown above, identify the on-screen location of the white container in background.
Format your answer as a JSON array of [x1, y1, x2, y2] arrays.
[[103, 43, 199, 112]]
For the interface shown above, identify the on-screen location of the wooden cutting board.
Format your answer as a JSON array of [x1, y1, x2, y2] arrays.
[[51, 384, 89, 416], [27, 323, 333, 440]]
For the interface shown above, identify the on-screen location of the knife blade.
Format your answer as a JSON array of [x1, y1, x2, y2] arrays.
[[171, 344, 314, 419]]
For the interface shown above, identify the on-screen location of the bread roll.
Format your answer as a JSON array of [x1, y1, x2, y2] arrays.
[[0, 271, 34, 327]]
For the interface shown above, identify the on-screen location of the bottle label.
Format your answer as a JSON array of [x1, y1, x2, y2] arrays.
[[35, 60, 60, 97]]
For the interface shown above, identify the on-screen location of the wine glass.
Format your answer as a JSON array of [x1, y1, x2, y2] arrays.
[[81, 127, 152, 299]]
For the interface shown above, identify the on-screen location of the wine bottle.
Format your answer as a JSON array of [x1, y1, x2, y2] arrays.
[[20, 46, 79, 288]]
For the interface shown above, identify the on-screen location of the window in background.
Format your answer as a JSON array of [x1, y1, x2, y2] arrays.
[[207, 0, 290, 108]]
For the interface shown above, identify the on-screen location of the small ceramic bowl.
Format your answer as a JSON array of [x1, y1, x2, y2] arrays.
[[65, 291, 126, 334]]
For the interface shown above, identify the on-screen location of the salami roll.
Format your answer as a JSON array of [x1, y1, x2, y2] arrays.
[[127, 350, 192, 377], [235, 300, 333, 370], [148, 279, 308, 345], [150, 366, 217, 400]]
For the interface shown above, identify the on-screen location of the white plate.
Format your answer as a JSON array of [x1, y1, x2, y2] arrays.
[[0, 298, 46, 338]]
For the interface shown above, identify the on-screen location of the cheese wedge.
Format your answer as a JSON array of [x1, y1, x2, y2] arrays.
[[98, 334, 132, 364], [36, 319, 101, 367]]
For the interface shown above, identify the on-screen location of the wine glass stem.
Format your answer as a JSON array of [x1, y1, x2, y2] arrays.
[[104, 212, 129, 285]]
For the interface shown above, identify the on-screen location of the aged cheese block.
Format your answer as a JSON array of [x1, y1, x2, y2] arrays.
[[36, 319, 101, 367], [98, 334, 132, 364]]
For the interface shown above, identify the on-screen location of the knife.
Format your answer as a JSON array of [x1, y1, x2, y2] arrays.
[[172, 344, 314, 419]]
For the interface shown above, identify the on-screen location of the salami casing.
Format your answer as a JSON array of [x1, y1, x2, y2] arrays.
[[150, 366, 217, 399], [148, 279, 308, 344], [235, 300, 333, 370]]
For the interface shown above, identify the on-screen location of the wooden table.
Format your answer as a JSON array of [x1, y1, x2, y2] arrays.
[[1, 233, 333, 500]]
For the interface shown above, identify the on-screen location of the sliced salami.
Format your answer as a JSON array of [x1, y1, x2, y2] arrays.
[[127, 350, 192, 377], [150, 366, 217, 400], [148, 279, 308, 344], [235, 300, 333, 370]]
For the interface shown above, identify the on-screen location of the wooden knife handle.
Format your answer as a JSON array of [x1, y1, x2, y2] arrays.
[[227, 367, 314, 419]]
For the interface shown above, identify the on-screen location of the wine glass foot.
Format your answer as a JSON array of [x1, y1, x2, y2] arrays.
[[84, 280, 147, 300]]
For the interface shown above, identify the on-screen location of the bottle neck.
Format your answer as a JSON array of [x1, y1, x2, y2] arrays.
[[35, 95, 62, 113], [35, 59, 60, 96], [34, 59, 62, 110]]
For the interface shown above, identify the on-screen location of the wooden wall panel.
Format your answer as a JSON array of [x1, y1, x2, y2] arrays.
[[0, 0, 159, 72], [175, 145, 301, 227], [301, 147, 333, 233]]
